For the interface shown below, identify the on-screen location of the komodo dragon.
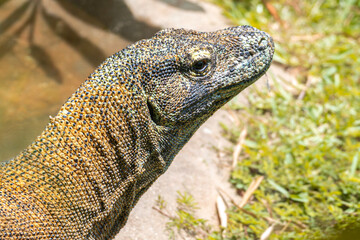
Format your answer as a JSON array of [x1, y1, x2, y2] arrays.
[[0, 26, 274, 239]]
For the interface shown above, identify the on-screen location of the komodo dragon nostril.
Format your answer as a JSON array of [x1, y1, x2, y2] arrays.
[[258, 37, 268, 50]]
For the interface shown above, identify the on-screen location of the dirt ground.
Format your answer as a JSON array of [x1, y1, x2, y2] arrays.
[[0, 0, 282, 239]]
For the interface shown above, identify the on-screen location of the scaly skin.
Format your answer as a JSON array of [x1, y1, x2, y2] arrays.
[[0, 26, 274, 239]]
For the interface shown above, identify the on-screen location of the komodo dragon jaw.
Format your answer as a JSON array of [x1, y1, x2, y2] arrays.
[[0, 26, 274, 239]]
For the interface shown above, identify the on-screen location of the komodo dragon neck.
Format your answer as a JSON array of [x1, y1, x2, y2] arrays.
[[0, 26, 274, 239]]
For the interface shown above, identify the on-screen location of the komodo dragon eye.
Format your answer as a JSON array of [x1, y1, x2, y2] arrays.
[[187, 48, 214, 77], [191, 58, 210, 73]]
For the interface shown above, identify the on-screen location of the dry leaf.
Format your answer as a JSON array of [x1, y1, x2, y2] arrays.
[[239, 176, 264, 208], [216, 195, 227, 228], [232, 127, 247, 168], [260, 224, 275, 240]]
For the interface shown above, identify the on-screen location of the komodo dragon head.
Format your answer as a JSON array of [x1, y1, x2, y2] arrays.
[[131, 25, 275, 163], [0, 26, 274, 239]]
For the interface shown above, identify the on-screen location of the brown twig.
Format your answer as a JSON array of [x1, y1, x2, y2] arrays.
[[261, 0, 284, 26], [152, 206, 174, 219], [261, 198, 273, 218], [297, 75, 314, 100], [218, 188, 281, 225], [291, 33, 324, 42], [279, 221, 291, 234]]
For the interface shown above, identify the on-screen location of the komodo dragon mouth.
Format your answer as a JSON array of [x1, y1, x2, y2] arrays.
[[0, 26, 274, 240]]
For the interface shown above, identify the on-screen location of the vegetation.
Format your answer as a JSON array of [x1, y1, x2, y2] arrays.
[[155, 192, 211, 239], [166, 0, 360, 239]]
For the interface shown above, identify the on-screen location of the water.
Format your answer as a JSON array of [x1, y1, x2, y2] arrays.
[[0, 0, 157, 161]]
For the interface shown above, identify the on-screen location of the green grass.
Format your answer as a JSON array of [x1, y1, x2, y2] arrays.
[[209, 0, 360, 239], [155, 192, 211, 239]]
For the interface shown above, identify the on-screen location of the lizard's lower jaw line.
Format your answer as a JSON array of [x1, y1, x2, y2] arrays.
[[178, 48, 274, 123], [233, 39, 274, 86], [209, 37, 274, 106]]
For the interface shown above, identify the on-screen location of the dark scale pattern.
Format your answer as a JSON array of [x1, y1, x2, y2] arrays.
[[0, 26, 274, 239]]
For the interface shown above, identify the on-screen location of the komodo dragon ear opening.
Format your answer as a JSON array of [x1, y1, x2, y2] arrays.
[[147, 98, 161, 125]]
